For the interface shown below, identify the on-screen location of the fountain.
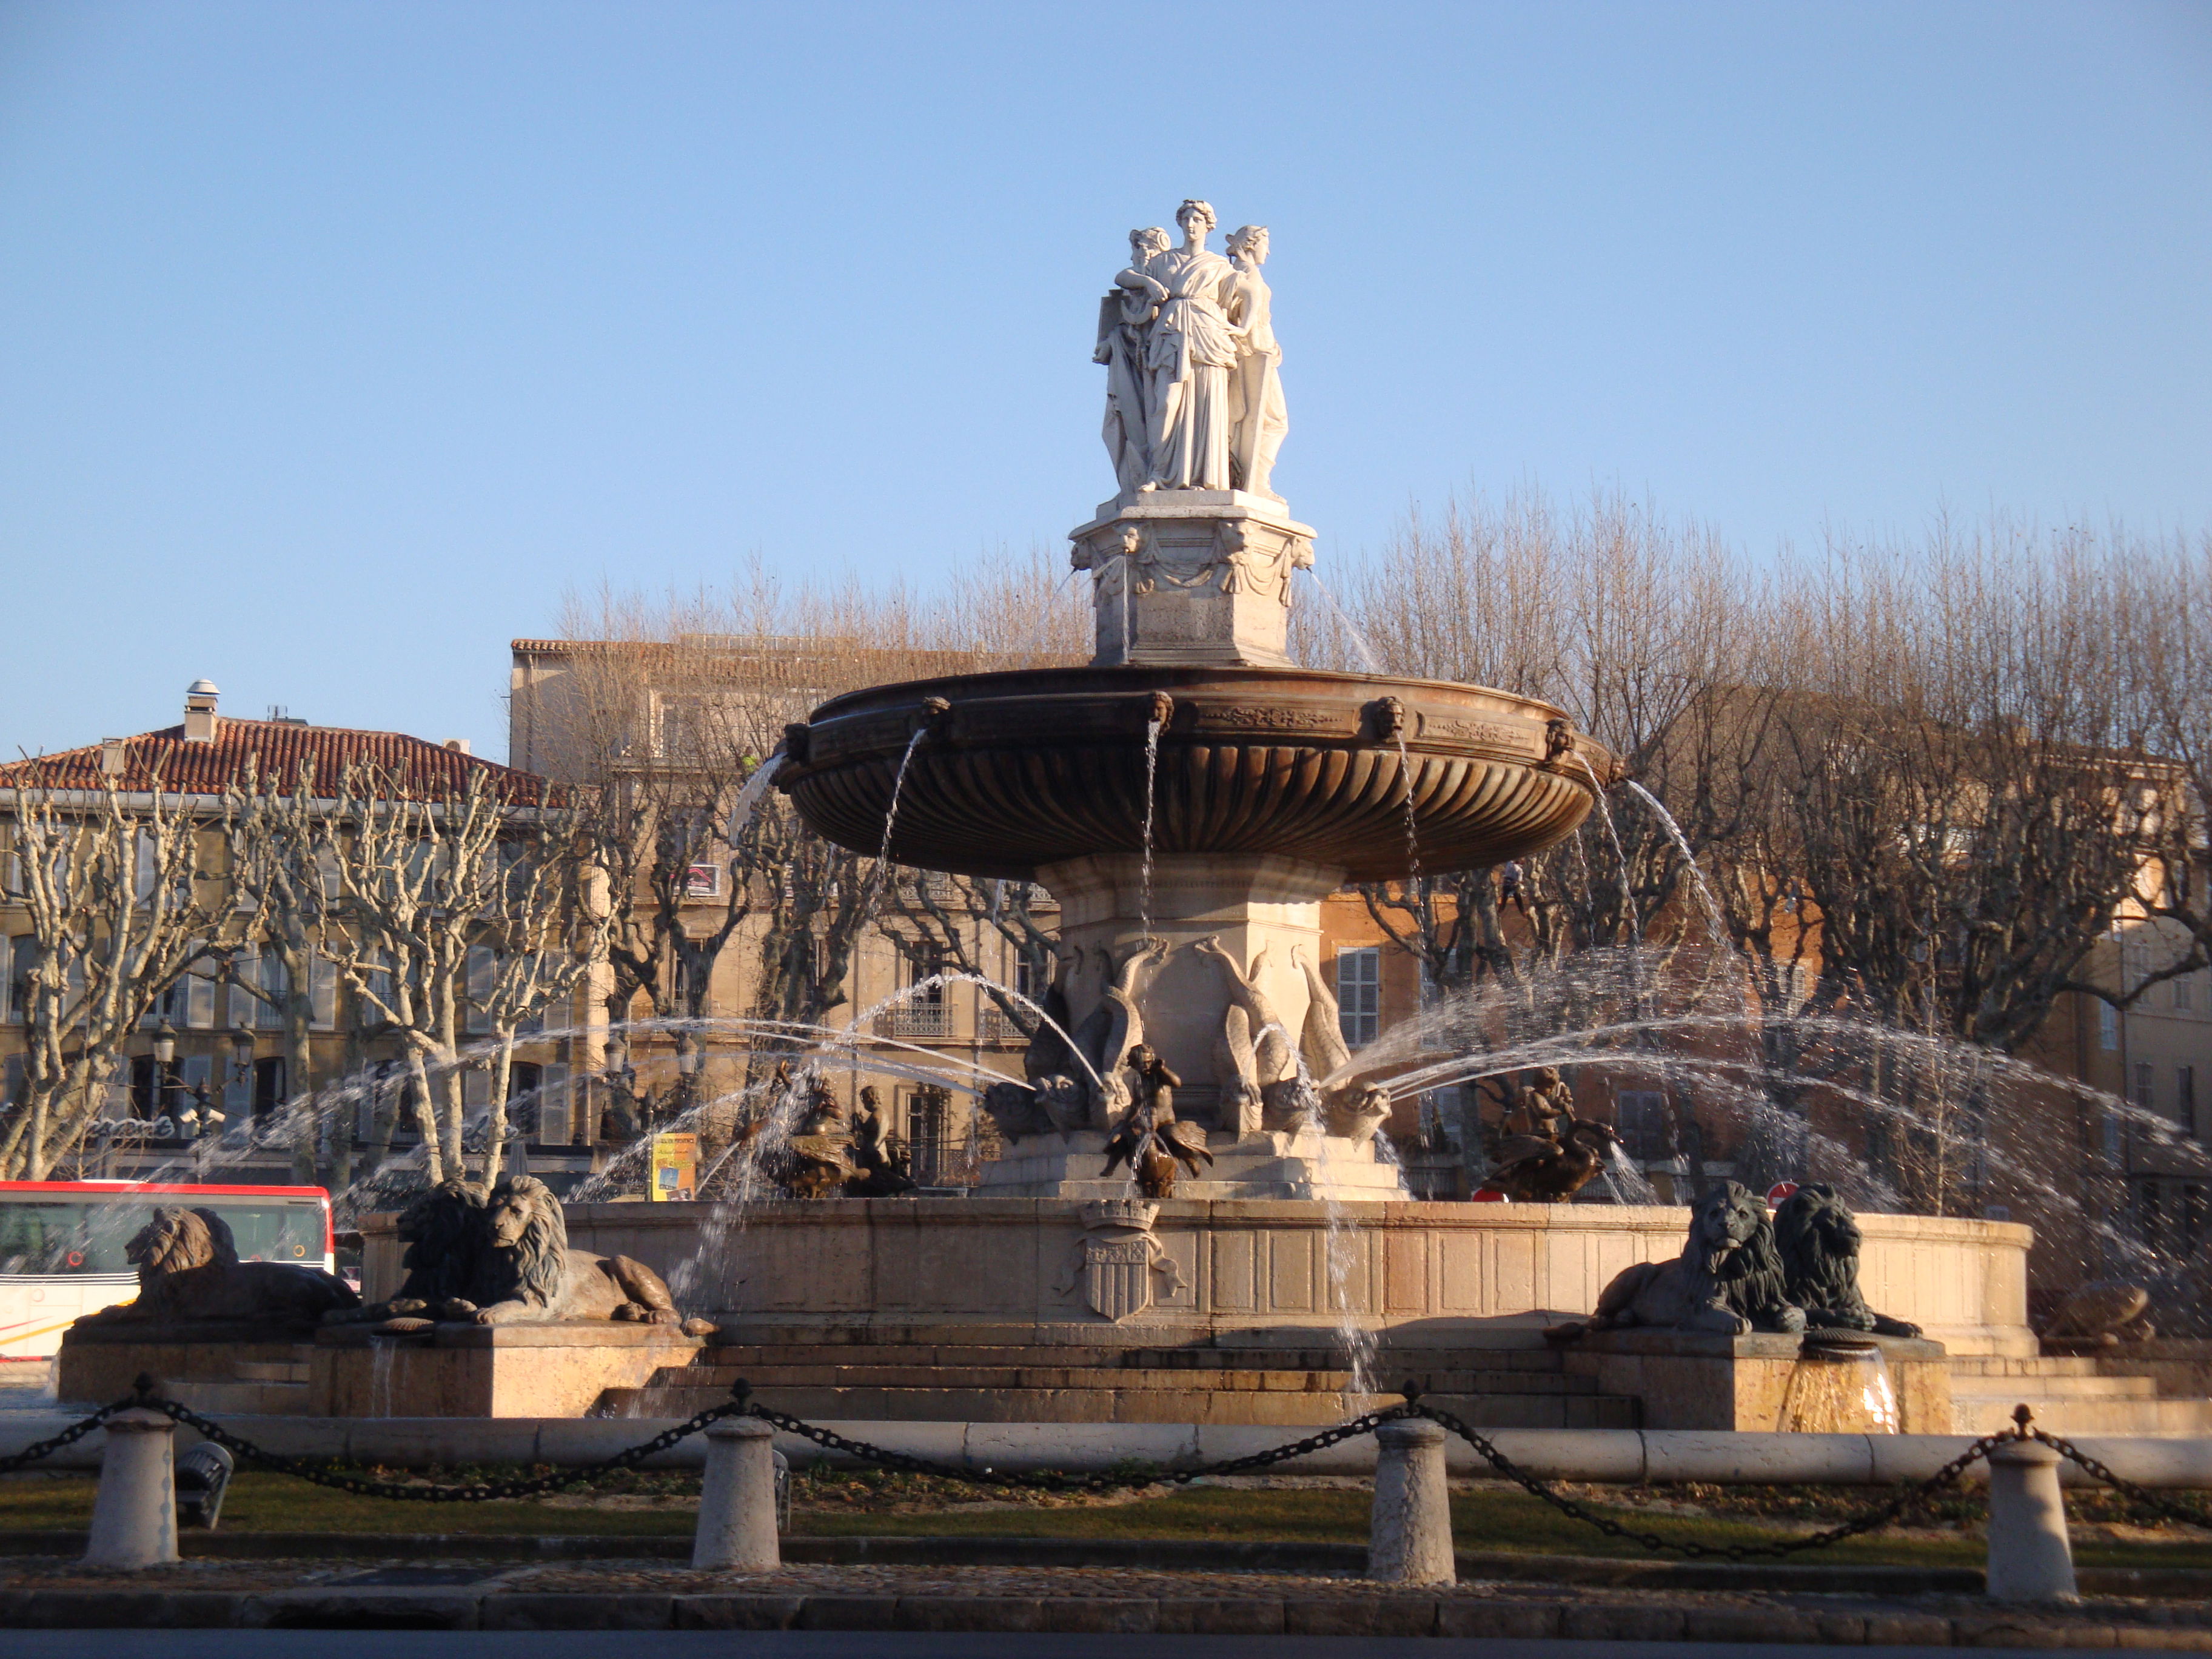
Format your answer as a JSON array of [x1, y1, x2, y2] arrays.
[[533, 201, 2031, 1427], [110, 202, 2045, 1430], [776, 203, 1615, 1203]]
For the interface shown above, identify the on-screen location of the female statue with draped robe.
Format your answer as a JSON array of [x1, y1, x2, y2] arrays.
[[1096, 227, 1170, 497], [1226, 225, 1287, 500], [1094, 202, 1289, 499], [1121, 199, 1239, 492]]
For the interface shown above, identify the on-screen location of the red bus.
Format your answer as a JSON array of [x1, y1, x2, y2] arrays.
[[0, 1181, 335, 1361]]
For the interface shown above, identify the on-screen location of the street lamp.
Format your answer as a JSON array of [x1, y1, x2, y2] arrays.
[[666, 1032, 702, 1130]]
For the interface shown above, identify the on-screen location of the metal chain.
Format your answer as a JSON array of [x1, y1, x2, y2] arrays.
[[2029, 1424, 2212, 1533], [745, 1396, 1420, 1492], [1410, 1395, 2012, 1561], [0, 1399, 126, 1476], [127, 1374, 751, 1503]]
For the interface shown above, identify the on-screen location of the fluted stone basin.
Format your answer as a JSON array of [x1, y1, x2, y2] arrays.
[[779, 664, 1617, 882]]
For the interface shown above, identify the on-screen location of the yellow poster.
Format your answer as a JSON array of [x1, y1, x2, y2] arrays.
[[649, 1131, 699, 1202]]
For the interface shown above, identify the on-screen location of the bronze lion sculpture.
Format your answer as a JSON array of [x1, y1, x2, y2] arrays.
[[1550, 1181, 1805, 1339], [81, 1206, 358, 1330], [1774, 1184, 1922, 1338], [451, 1175, 680, 1326], [324, 1180, 487, 1331]]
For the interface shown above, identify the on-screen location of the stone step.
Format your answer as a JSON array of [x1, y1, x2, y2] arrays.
[[1952, 1393, 2212, 1436], [1946, 1356, 2110, 1377], [694, 1343, 1569, 1373], [655, 1363, 1598, 1396], [1951, 1373, 2160, 1399], [595, 1383, 1640, 1430]]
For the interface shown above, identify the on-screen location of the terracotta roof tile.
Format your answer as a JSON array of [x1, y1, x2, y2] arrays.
[[0, 720, 551, 802]]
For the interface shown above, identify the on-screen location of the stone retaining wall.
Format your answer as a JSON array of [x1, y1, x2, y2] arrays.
[[363, 1197, 2033, 1356]]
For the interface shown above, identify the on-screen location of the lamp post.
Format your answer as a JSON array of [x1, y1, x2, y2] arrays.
[[227, 1025, 255, 1115], [603, 1030, 639, 1140], [152, 1018, 229, 1176], [674, 1032, 701, 1127]]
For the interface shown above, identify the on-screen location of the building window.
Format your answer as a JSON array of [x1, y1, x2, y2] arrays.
[[252, 1056, 287, 1118], [1336, 948, 1380, 1048], [2182, 1067, 2198, 1128], [2134, 1062, 2156, 1111], [2177, 973, 2196, 1014], [907, 1087, 952, 1184], [2100, 1000, 2121, 1051], [1615, 1090, 1670, 1162], [4, 936, 32, 1024], [656, 695, 711, 761]]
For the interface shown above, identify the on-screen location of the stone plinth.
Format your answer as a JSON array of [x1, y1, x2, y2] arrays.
[[974, 1128, 1405, 1201], [1071, 490, 1315, 668], [58, 1328, 320, 1415], [1557, 1329, 1954, 1433], [58, 1321, 703, 1417], [312, 1322, 705, 1418]]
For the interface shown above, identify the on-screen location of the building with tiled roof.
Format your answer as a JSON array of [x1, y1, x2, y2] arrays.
[[0, 682, 578, 1199], [0, 680, 547, 802]]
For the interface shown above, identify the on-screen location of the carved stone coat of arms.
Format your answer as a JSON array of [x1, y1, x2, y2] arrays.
[[1054, 1199, 1185, 1321]]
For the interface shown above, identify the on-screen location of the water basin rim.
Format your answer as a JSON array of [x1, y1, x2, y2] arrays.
[[793, 662, 1597, 742]]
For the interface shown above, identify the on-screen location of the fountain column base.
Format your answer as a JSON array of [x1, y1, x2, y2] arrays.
[[971, 1128, 1407, 1202], [1039, 852, 1348, 1130]]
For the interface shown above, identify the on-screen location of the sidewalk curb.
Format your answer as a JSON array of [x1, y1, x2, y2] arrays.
[[0, 1529, 1992, 1592], [0, 1584, 2208, 1640]]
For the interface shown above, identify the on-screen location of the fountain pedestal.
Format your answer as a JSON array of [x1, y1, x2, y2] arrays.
[[1070, 489, 1315, 669], [973, 1128, 1406, 1202], [1042, 851, 1342, 1125]]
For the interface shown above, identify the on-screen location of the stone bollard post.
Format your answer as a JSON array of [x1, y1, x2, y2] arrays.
[[1369, 1418, 1455, 1584], [694, 1416, 780, 1570], [82, 1409, 179, 1570], [1985, 1437, 2078, 1603]]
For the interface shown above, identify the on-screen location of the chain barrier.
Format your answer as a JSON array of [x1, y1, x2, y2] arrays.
[[1409, 1392, 2013, 1561], [8, 1373, 753, 1503], [2029, 1419, 2212, 1535], [20, 1375, 2207, 1560], [0, 1399, 127, 1477]]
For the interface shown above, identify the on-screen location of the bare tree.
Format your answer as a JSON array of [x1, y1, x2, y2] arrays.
[[226, 760, 338, 1184], [0, 778, 235, 1179], [318, 763, 585, 1185]]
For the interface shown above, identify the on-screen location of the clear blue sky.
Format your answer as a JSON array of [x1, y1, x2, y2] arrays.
[[3, 2, 2207, 762]]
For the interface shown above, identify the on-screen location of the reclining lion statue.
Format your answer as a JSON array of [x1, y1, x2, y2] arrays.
[[1549, 1181, 1804, 1339], [80, 1207, 358, 1330], [449, 1175, 681, 1326], [324, 1179, 486, 1331], [1774, 1184, 1922, 1338]]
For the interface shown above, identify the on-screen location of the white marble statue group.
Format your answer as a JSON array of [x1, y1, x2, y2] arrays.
[[1096, 199, 1287, 500]]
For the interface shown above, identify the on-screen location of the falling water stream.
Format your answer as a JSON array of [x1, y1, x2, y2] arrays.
[[725, 754, 785, 843], [1623, 778, 1731, 947]]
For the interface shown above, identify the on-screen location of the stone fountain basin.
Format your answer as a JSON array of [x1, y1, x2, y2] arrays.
[[779, 665, 1619, 882]]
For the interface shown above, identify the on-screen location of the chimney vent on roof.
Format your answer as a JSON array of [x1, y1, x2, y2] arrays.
[[183, 680, 220, 744], [444, 738, 472, 754], [99, 739, 127, 777]]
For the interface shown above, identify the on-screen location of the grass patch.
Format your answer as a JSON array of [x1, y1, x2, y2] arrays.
[[3, 1467, 2211, 1571]]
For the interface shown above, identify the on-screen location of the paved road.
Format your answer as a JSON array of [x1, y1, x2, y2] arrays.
[[0, 1634, 2151, 1659]]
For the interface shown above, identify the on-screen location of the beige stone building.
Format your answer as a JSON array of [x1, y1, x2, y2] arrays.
[[0, 682, 557, 1187]]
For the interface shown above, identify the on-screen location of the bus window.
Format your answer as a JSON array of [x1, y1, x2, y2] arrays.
[[0, 1198, 325, 1272], [202, 1202, 323, 1263]]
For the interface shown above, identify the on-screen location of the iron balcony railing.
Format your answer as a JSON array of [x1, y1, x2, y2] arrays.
[[873, 1005, 951, 1039]]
